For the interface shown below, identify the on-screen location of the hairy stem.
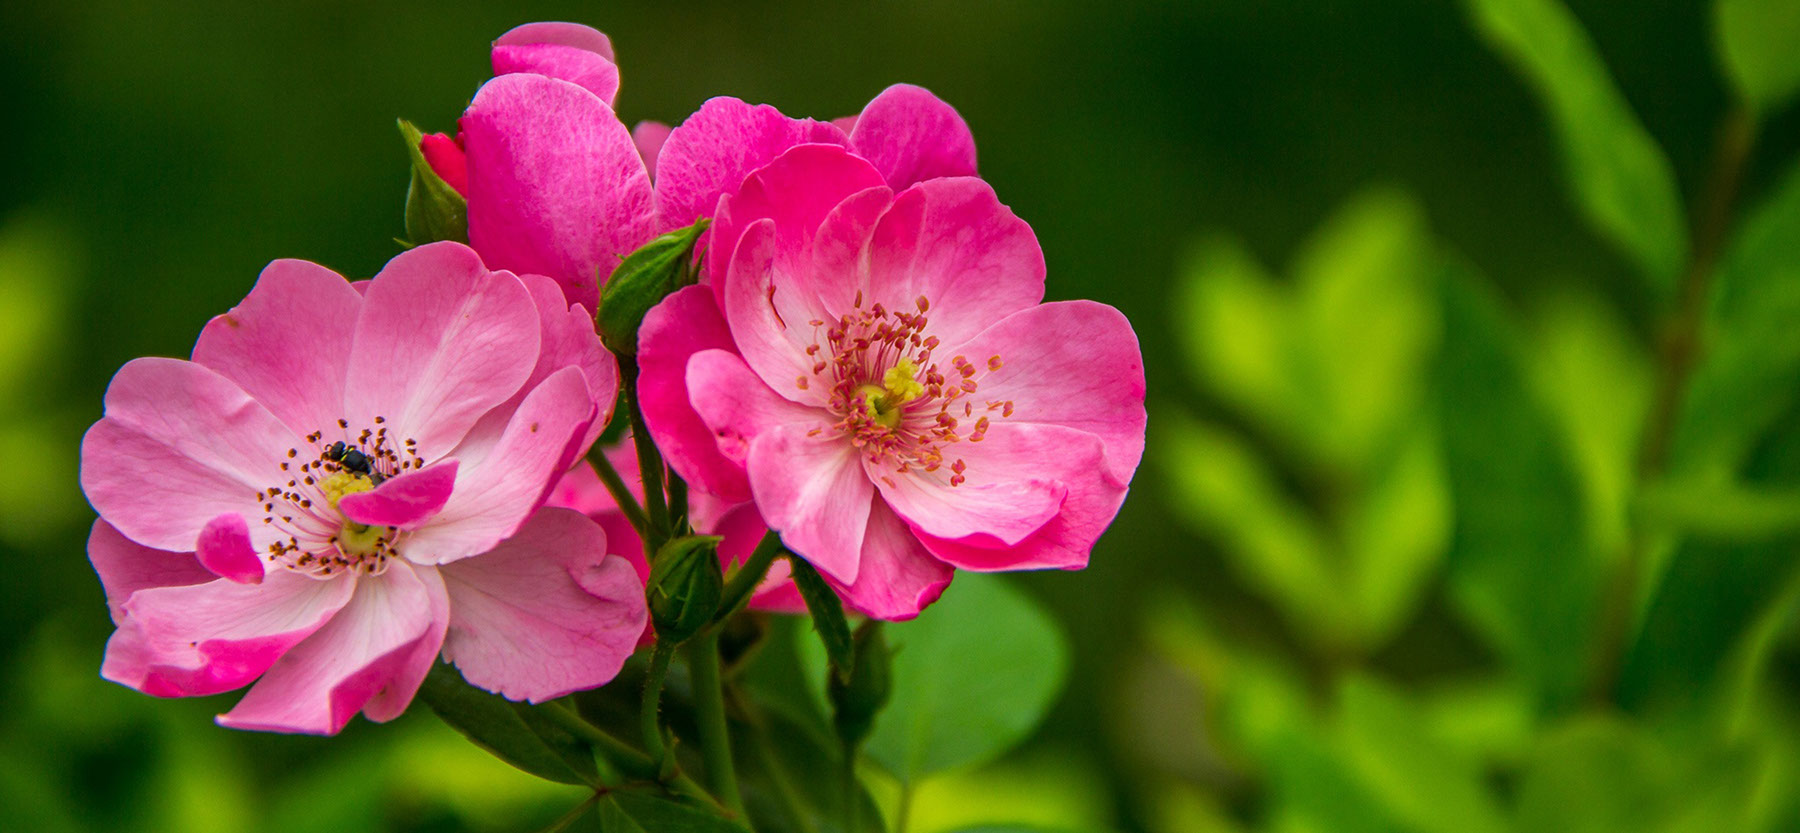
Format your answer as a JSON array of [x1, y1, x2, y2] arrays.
[[641, 641, 675, 769], [620, 361, 670, 547], [686, 630, 746, 818], [715, 531, 784, 625]]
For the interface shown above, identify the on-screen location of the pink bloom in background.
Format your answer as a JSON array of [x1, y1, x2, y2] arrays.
[[638, 144, 1146, 620], [80, 242, 643, 734], [548, 436, 804, 643]]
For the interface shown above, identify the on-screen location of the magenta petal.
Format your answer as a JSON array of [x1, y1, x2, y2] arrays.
[[419, 133, 469, 196], [829, 499, 953, 621], [463, 73, 656, 309], [492, 42, 620, 107], [654, 97, 849, 238], [632, 121, 672, 178], [711, 143, 888, 299], [103, 570, 355, 698], [942, 300, 1147, 483], [866, 177, 1045, 347], [338, 461, 459, 530], [344, 243, 540, 461], [848, 84, 978, 189], [494, 22, 616, 63], [441, 508, 646, 702], [638, 286, 752, 501], [197, 513, 264, 585], [82, 358, 296, 553], [720, 219, 838, 402], [192, 258, 362, 439], [217, 562, 446, 735], [88, 521, 212, 624], [405, 366, 596, 565], [746, 423, 872, 584]]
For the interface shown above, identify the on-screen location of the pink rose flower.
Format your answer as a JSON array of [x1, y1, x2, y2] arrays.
[[637, 144, 1146, 620], [80, 242, 643, 734]]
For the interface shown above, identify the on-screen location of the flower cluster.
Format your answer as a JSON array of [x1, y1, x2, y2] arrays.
[[80, 21, 1145, 735]]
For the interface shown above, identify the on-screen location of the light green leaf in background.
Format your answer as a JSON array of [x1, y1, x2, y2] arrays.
[[1175, 233, 1304, 441], [1714, 0, 1800, 114], [1464, 0, 1689, 291], [1513, 717, 1763, 833], [800, 574, 1070, 783]]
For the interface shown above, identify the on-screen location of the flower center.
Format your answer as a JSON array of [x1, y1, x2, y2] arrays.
[[792, 293, 1015, 487], [253, 416, 426, 577]]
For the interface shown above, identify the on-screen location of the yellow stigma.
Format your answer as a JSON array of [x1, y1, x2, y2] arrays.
[[860, 359, 924, 429], [320, 471, 375, 510], [320, 471, 385, 555]]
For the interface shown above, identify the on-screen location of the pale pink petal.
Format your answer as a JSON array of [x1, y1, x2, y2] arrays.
[[720, 219, 836, 402], [632, 120, 672, 177], [847, 84, 978, 189], [196, 513, 265, 584], [88, 520, 212, 624], [745, 423, 872, 584], [915, 424, 1126, 571], [494, 22, 616, 63], [687, 348, 829, 467], [343, 242, 540, 461], [491, 43, 620, 107], [653, 97, 848, 243], [362, 564, 452, 723], [940, 301, 1146, 482], [403, 367, 596, 565], [81, 357, 297, 553], [828, 498, 953, 621], [217, 562, 446, 735], [638, 286, 752, 501], [867, 177, 1045, 346], [872, 465, 1063, 547], [831, 115, 859, 134], [103, 570, 355, 698], [440, 508, 645, 702], [338, 461, 459, 530], [191, 258, 362, 438], [419, 132, 469, 197], [463, 73, 657, 309], [547, 458, 614, 518]]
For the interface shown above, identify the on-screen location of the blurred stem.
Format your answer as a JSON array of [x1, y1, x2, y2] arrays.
[[641, 641, 675, 769], [587, 443, 647, 539], [1591, 103, 1758, 703], [537, 792, 602, 833], [537, 700, 723, 814], [687, 630, 747, 819], [895, 781, 914, 833], [714, 531, 784, 626], [621, 361, 671, 549], [841, 741, 860, 833], [736, 688, 817, 833]]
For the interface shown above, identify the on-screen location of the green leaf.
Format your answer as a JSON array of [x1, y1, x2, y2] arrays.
[[1715, 0, 1800, 113], [801, 574, 1070, 782], [1463, 0, 1688, 290], [733, 702, 884, 833], [787, 553, 855, 680], [1436, 262, 1602, 707], [414, 662, 599, 787], [598, 792, 746, 833], [397, 119, 468, 246], [598, 219, 709, 355], [1514, 718, 1762, 833], [1637, 478, 1800, 539]]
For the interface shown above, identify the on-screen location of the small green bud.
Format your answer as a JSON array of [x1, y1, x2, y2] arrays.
[[646, 534, 724, 645], [397, 119, 468, 246], [829, 621, 893, 749], [597, 219, 709, 355]]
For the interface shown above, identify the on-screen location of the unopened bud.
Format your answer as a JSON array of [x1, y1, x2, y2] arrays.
[[597, 219, 708, 355], [396, 119, 468, 246], [647, 534, 724, 644]]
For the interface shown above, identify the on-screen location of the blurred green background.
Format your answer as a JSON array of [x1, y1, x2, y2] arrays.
[[6, 0, 1800, 830]]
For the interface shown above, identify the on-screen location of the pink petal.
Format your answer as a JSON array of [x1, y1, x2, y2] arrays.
[[547, 457, 616, 518], [745, 423, 872, 584], [491, 43, 620, 107], [493, 22, 616, 63], [872, 465, 1064, 547], [941, 300, 1146, 483], [103, 570, 355, 698], [710, 501, 805, 613], [829, 498, 953, 621], [687, 348, 829, 468], [463, 73, 657, 309], [81, 358, 296, 553], [653, 97, 848, 241], [338, 461, 459, 530], [638, 286, 752, 501], [217, 562, 447, 735], [847, 84, 978, 189], [867, 177, 1045, 347], [719, 219, 838, 403], [440, 508, 645, 702], [711, 143, 888, 297], [191, 259, 362, 439], [632, 120, 672, 179], [403, 366, 596, 565], [916, 424, 1127, 572], [419, 132, 469, 196], [344, 242, 540, 461], [831, 114, 859, 134], [197, 513, 265, 584], [88, 520, 212, 624]]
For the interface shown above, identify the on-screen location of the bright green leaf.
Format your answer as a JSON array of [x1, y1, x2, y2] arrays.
[[1715, 0, 1800, 113], [1464, 0, 1689, 290], [1329, 677, 1509, 833], [1342, 423, 1452, 647]]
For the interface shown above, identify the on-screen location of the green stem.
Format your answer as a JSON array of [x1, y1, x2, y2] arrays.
[[537, 701, 721, 813], [714, 531, 784, 625], [641, 641, 675, 768], [587, 444, 647, 538], [668, 469, 690, 533], [621, 361, 670, 546], [686, 630, 746, 818], [537, 792, 602, 833], [841, 741, 860, 833], [895, 780, 914, 833]]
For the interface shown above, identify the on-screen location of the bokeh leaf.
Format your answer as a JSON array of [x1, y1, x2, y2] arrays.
[[800, 574, 1069, 782], [1464, 0, 1689, 290], [1514, 717, 1762, 833], [1714, 0, 1800, 113]]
